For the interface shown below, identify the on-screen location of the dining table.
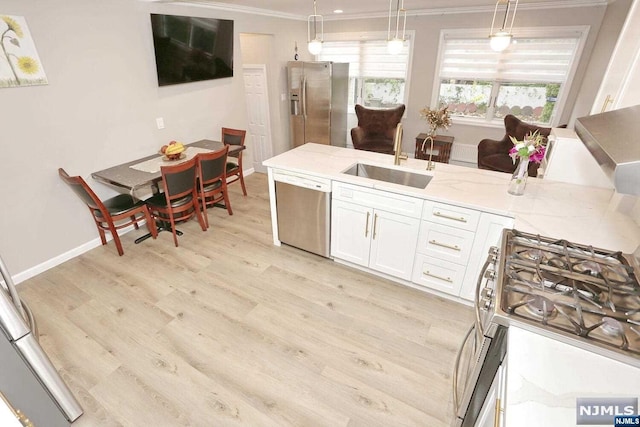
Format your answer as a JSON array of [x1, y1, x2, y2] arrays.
[[91, 139, 243, 198], [91, 139, 243, 244]]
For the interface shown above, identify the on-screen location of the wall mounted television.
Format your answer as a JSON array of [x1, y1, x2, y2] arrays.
[[150, 14, 234, 86]]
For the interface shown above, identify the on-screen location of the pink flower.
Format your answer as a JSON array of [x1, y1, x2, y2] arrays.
[[530, 146, 546, 163]]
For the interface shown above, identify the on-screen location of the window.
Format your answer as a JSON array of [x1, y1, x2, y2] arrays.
[[434, 28, 587, 126], [317, 33, 412, 109]]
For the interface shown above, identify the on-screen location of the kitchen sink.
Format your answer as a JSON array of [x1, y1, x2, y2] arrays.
[[342, 163, 432, 189]]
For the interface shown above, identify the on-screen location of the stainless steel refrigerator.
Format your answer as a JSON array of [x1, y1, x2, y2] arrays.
[[0, 254, 83, 426], [288, 61, 349, 148]]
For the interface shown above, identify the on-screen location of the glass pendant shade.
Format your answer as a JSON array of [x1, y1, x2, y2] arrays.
[[387, 0, 406, 55], [307, 0, 323, 55], [489, 0, 518, 52], [387, 38, 404, 55], [308, 39, 323, 55], [489, 32, 512, 51]]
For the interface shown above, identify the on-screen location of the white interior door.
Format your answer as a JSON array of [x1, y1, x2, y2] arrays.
[[243, 64, 273, 173]]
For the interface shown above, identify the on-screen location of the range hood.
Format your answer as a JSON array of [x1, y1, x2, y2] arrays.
[[575, 105, 640, 195]]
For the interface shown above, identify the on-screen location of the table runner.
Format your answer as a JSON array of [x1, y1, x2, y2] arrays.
[[129, 147, 212, 174]]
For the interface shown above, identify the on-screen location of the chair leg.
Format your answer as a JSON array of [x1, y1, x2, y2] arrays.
[[224, 191, 233, 215], [201, 198, 210, 229], [193, 198, 207, 232], [97, 226, 108, 246], [131, 215, 140, 229], [143, 208, 158, 239], [167, 212, 180, 247], [106, 220, 124, 256], [239, 172, 247, 196]]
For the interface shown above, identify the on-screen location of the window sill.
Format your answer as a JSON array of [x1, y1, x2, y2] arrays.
[[451, 116, 504, 129]]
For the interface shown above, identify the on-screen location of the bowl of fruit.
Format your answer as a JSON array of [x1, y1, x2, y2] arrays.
[[160, 141, 186, 160]]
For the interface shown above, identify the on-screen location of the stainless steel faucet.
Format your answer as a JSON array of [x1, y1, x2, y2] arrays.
[[393, 123, 408, 165]]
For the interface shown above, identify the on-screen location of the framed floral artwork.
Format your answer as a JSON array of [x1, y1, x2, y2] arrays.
[[0, 15, 48, 88]]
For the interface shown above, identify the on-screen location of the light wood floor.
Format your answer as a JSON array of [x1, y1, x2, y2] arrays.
[[19, 172, 474, 427]]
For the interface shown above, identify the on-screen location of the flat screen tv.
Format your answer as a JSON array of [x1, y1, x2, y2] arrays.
[[150, 14, 234, 86]]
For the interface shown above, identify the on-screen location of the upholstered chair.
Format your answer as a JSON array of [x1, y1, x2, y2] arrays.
[[351, 104, 406, 154], [477, 114, 552, 177]]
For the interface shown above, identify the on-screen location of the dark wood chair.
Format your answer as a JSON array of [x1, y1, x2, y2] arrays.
[[58, 168, 157, 256], [350, 104, 406, 154], [222, 127, 247, 196], [196, 146, 233, 229], [477, 114, 552, 177], [144, 157, 206, 247]]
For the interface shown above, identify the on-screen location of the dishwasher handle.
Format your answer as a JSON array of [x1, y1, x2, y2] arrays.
[[272, 171, 331, 192]]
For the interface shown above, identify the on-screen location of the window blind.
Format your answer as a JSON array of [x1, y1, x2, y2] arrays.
[[318, 39, 410, 79], [440, 36, 580, 83]]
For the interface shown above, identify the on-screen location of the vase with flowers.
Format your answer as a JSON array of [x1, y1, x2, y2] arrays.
[[507, 131, 546, 195], [419, 105, 452, 170]]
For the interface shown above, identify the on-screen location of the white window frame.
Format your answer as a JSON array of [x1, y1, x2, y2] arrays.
[[431, 26, 589, 127], [318, 31, 415, 111]]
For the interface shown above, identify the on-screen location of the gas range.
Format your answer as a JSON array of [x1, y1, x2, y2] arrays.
[[485, 229, 640, 368]]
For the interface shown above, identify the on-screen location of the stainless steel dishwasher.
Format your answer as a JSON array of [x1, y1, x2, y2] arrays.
[[273, 170, 331, 257]]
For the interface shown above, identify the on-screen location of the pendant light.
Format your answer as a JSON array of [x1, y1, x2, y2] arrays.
[[489, 0, 518, 52], [308, 0, 323, 55], [387, 0, 407, 55]]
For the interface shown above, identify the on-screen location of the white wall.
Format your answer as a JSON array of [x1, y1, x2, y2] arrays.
[[0, 0, 305, 276]]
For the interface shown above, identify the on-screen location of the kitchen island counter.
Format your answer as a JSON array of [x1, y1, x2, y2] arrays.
[[264, 143, 640, 253]]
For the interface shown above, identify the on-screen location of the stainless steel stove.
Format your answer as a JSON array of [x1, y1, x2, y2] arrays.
[[484, 228, 640, 368]]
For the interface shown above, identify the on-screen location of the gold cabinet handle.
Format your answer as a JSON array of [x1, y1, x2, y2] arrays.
[[0, 392, 34, 427], [601, 94, 614, 113], [423, 270, 453, 282], [428, 239, 461, 251], [365, 211, 370, 237], [434, 211, 467, 223], [494, 397, 502, 427], [373, 213, 378, 239]]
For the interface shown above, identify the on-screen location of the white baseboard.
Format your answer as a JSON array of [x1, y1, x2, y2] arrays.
[[13, 223, 141, 286], [14, 167, 259, 287]]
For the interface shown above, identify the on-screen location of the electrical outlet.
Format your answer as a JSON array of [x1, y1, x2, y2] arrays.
[[156, 117, 165, 129]]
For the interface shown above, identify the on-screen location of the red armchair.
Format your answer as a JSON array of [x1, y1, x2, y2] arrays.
[[477, 115, 552, 177]]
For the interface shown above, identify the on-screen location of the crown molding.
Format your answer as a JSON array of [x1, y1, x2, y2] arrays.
[[327, 0, 608, 20], [146, 0, 609, 22], [145, 0, 307, 20]]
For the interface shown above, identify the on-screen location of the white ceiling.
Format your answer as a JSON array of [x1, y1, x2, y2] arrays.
[[162, 0, 607, 20]]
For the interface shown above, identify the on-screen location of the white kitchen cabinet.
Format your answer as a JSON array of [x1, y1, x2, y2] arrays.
[[459, 213, 514, 301], [475, 361, 506, 427], [368, 209, 420, 280], [591, 0, 640, 113], [422, 200, 480, 232], [331, 199, 372, 267], [412, 254, 467, 294], [413, 200, 514, 299], [331, 182, 422, 281], [415, 221, 475, 265]]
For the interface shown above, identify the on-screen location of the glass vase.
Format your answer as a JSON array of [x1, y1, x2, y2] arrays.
[[508, 158, 529, 196]]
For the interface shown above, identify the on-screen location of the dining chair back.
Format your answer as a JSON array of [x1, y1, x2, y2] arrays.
[[144, 157, 206, 247], [58, 168, 157, 256], [222, 127, 247, 196], [196, 146, 233, 229]]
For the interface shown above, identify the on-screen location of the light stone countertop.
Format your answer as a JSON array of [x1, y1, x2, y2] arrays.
[[505, 326, 640, 426], [264, 143, 640, 253]]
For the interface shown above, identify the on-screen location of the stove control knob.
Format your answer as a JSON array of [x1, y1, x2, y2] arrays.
[[481, 287, 494, 299], [488, 246, 499, 256], [484, 269, 496, 280], [480, 298, 492, 311]]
